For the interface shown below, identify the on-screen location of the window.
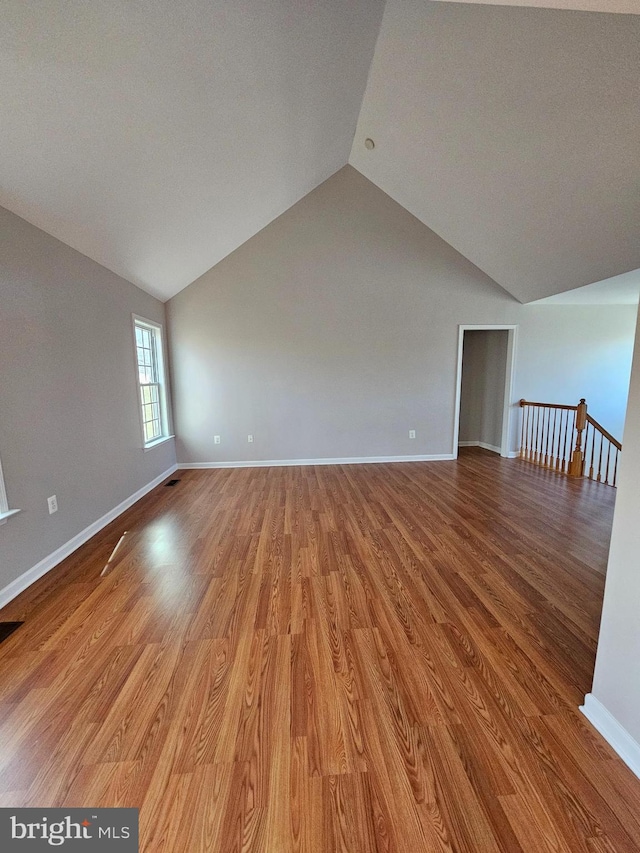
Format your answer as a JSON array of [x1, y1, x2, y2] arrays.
[[133, 317, 170, 447]]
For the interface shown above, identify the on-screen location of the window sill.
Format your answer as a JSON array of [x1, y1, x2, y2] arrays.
[[144, 435, 175, 452], [0, 508, 22, 526]]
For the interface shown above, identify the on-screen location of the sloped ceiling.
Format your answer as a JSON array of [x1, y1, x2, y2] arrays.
[[0, 0, 384, 300], [1, 0, 639, 304], [350, 1, 640, 303], [533, 267, 640, 304]]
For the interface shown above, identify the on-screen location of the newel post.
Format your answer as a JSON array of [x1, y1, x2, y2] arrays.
[[568, 399, 587, 477]]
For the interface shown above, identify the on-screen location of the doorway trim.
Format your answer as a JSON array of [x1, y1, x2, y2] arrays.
[[452, 325, 519, 459]]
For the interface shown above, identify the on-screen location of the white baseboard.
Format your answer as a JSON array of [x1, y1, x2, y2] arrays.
[[580, 693, 640, 779], [458, 441, 503, 455], [0, 464, 178, 611], [458, 442, 519, 458], [179, 453, 455, 470]]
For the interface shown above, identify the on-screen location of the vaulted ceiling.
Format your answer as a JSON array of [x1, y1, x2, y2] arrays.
[[0, 0, 384, 300], [1, 0, 639, 303]]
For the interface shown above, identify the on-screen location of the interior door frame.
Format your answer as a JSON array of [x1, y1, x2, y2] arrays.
[[452, 324, 519, 459]]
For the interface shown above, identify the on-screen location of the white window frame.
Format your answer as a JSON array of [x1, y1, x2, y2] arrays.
[[132, 315, 172, 450], [0, 453, 21, 525]]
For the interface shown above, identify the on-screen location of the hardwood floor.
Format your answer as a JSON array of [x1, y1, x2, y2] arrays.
[[1, 448, 638, 851]]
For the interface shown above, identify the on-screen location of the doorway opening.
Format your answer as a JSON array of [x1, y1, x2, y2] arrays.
[[453, 325, 518, 458]]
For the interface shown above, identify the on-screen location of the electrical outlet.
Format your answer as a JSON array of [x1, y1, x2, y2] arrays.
[[214, 435, 221, 445], [409, 430, 416, 439], [47, 495, 58, 514], [248, 434, 254, 443]]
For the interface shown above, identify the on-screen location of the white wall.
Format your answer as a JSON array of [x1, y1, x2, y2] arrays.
[[0, 207, 176, 593], [516, 306, 635, 439], [167, 167, 636, 465], [588, 309, 640, 754]]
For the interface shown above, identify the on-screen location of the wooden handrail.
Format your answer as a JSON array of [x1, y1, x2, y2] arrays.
[[586, 414, 622, 451], [519, 398, 621, 486], [519, 400, 578, 411]]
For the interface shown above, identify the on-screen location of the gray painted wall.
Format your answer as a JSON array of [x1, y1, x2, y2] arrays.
[[459, 330, 509, 450], [0, 207, 176, 590], [167, 166, 636, 465], [591, 308, 640, 745]]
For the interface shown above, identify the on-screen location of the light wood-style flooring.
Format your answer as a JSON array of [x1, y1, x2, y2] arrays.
[[1, 449, 639, 851]]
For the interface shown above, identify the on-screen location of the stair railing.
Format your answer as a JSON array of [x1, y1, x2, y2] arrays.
[[582, 412, 622, 487], [519, 399, 621, 487]]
